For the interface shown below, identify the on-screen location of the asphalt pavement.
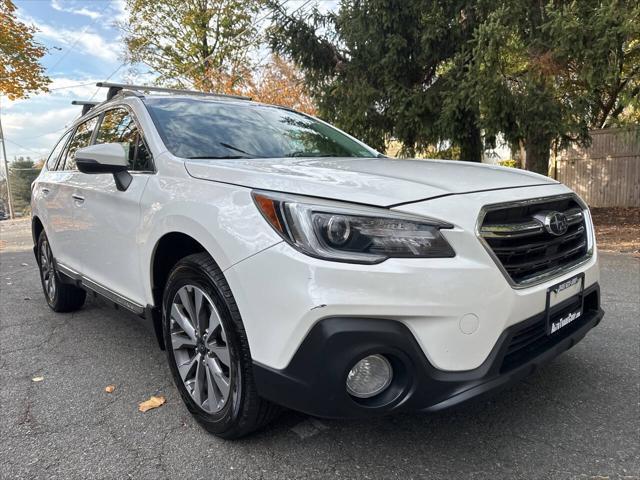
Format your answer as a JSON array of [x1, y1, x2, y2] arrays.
[[1, 221, 638, 479]]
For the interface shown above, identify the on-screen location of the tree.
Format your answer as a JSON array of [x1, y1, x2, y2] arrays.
[[0, 176, 8, 215], [0, 0, 50, 99], [268, 0, 485, 160], [469, 0, 640, 174], [549, 1, 640, 130], [120, 0, 263, 91], [9, 157, 40, 214], [250, 56, 317, 115]]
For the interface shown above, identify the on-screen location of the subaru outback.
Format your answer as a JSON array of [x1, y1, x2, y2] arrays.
[[31, 82, 604, 438]]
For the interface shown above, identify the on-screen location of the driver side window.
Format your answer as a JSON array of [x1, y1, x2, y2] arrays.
[[95, 108, 153, 172]]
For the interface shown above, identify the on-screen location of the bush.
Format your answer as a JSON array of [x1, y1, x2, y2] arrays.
[[498, 159, 517, 168]]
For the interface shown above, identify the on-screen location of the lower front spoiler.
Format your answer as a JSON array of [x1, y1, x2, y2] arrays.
[[252, 284, 603, 419]]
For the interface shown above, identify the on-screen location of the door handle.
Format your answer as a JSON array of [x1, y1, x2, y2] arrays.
[[72, 193, 85, 204]]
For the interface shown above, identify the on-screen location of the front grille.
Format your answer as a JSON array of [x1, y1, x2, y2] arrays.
[[479, 196, 590, 285]]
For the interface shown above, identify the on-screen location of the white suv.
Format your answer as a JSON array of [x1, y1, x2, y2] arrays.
[[31, 83, 604, 438]]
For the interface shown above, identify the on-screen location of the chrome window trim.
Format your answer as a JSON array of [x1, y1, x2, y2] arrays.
[[475, 193, 595, 289]]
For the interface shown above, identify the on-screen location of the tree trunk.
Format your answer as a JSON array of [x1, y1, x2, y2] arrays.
[[458, 123, 482, 162], [525, 134, 552, 176]]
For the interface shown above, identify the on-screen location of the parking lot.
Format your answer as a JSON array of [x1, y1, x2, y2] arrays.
[[1, 219, 638, 479]]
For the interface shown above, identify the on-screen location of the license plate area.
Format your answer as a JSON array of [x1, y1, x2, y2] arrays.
[[545, 273, 585, 335]]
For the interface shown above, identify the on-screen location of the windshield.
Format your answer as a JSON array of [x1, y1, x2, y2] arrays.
[[143, 97, 379, 159]]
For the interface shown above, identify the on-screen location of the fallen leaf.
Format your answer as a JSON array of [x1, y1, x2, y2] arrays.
[[32, 376, 44, 382], [138, 395, 165, 412], [105, 384, 116, 393]]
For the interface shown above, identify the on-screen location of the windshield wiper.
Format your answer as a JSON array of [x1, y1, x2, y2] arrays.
[[285, 151, 343, 158], [186, 155, 254, 159], [219, 142, 259, 157]]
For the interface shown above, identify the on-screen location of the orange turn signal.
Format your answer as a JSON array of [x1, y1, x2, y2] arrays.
[[253, 193, 284, 233]]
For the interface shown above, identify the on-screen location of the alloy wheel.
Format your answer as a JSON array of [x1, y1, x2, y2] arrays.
[[40, 237, 56, 301], [170, 285, 232, 414]]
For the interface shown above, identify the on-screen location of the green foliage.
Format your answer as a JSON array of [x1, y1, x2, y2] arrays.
[[269, 0, 639, 174], [9, 157, 40, 214], [419, 144, 461, 160], [386, 140, 460, 159], [268, 0, 485, 161], [545, 0, 640, 130], [120, 0, 263, 89], [469, 0, 640, 174], [0, 177, 8, 214]]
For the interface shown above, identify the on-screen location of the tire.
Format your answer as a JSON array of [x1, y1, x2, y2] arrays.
[[37, 231, 86, 312], [162, 252, 280, 439]]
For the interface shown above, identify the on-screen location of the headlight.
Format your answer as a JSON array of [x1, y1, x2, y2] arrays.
[[253, 191, 455, 264]]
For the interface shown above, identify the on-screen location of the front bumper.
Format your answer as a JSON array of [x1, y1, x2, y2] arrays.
[[252, 283, 603, 418]]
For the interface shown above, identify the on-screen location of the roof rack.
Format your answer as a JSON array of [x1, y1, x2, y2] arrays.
[[95, 82, 251, 102], [71, 100, 100, 115]]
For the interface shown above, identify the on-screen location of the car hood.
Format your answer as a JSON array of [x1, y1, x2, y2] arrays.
[[184, 157, 556, 207]]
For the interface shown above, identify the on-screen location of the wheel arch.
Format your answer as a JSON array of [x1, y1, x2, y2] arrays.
[[150, 231, 209, 308], [31, 216, 45, 262], [142, 205, 279, 350], [147, 228, 227, 350], [32, 215, 44, 245]]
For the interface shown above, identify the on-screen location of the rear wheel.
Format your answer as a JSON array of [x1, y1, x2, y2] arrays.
[[162, 253, 279, 439], [37, 231, 86, 312]]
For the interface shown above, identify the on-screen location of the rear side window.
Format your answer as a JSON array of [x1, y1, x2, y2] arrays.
[[60, 116, 99, 171], [95, 108, 153, 171], [46, 130, 72, 170]]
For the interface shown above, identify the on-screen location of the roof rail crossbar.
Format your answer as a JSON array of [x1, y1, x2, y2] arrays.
[[71, 100, 100, 115], [95, 82, 251, 101]]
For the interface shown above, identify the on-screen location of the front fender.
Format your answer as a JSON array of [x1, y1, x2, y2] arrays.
[[139, 178, 281, 306]]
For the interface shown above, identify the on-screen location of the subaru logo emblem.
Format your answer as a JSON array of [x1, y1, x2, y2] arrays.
[[544, 212, 568, 236]]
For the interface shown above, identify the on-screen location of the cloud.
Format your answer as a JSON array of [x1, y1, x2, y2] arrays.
[[50, 0, 102, 20], [1, 77, 104, 111], [15, 10, 120, 63], [3, 106, 78, 134], [2, 106, 79, 160], [109, 0, 128, 24], [48, 78, 102, 97], [34, 21, 120, 62], [3, 76, 109, 113]]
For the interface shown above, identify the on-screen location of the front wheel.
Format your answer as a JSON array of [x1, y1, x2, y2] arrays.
[[37, 231, 86, 312], [162, 253, 279, 439]]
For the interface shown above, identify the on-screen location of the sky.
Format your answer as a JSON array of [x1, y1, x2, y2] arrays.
[[2, 0, 134, 163], [2, 0, 337, 164]]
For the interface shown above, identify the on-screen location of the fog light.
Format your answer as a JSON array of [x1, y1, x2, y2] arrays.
[[346, 354, 393, 398]]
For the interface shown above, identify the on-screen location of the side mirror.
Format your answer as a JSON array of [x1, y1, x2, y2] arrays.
[[76, 143, 132, 191]]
